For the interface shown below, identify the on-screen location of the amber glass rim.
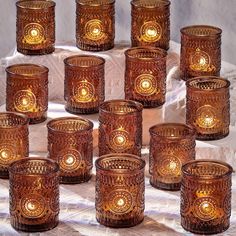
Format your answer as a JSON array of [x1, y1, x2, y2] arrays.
[[47, 117, 94, 134], [0, 112, 29, 129], [96, 153, 146, 174], [9, 157, 59, 176], [16, 0, 56, 9], [125, 46, 167, 61], [64, 55, 105, 68], [76, 0, 115, 6], [99, 99, 143, 115], [181, 25, 222, 37], [182, 159, 233, 180], [186, 76, 230, 92], [6, 64, 49, 79], [131, 0, 170, 8], [149, 123, 196, 140]]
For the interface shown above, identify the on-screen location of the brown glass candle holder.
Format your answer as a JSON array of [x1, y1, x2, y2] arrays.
[[9, 158, 60, 232], [47, 117, 93, 184], [181, 160, 233, 234], [6, 64, 49, 124], [16, 0, 56, 55], [0, 112, 29, 179], [76, 0, 115, 51], [64, 55, 105, 114], [180, 25, 222, 81], [95, 153, 145, 228], [99, 100, 143, 156], [125, 47, 167, 108], [149, 123, 196, 190], [131, 0, 170, 50], [186, 76, 230, 140]]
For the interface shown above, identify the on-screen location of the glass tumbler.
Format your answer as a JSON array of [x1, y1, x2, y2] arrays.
[[181, 160, 233, 234], [95, 153, 145, 227]]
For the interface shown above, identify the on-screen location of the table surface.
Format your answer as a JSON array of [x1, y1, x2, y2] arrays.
[[1, 42, 236, 235]]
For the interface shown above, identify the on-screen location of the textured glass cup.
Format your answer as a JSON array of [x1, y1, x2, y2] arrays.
[[9, 158, 60, 232], [6, 64, 49, 124], [95, 153, 145, 227], [186, 76, 230, 140], [149, 123, 196, 190], [76, 0, 115, 51], [47, 117, 93, 184], [180, 25, 222, 81], [16, 0, 56, 55], [131, 0, 170, 50], [99, 100, 143, 156], [125, 47, 167, 108], [64, 55, 105, 114], [181, 160, 233, 234], [0, 112, 29, 179]]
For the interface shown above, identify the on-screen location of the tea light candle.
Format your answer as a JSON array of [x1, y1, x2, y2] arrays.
[[181, 160, 233, 234], [9, 158, 60, 232], [99, 100, 143, 156], [6, 64, 49, 124], [47, 117, 93, 184], [0, 112, 29, 178], [186, 76, 230, 140], [125, 47, 167, 107], [131, 0, 170, 50], [76, 0, 115, 51], [95, 153, 145, 227], [149, 123, 196, 190], [180, 25, 222, 81], [16, 0, 55, 55], [64, 55, 105, 114]]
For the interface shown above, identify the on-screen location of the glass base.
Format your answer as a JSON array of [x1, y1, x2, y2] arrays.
[[0, 170, 9, 179], [17, 46, 55, 55], [65, 105, 99, 114], [196, 130, 229, 141], [60, 173, 92, 184], [150, 179, 180, 191], [126, 98, 165, 108], [29, 113, 47, 124], [76, 41, 114, 52], [11, 217, 59, 232]]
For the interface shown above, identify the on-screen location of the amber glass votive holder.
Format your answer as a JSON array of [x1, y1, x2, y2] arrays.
[[16, 0, 56, 55], [99, 100, 143, 156], [181, 160, 233, 234], [47, 117, 93, 184], [186, 76, 230, 140], [64, 55, 105, 114], [149, 123, 196, 190], [131, 0, 170, 50], [9, 158, 60, 232], [125, 47, 167, 108], [0, 112, 29, 179], [180, 25, 222, 81], [6, 64, 49, 124], [95, 153, 145, 227], [76, 0, 115, 51]]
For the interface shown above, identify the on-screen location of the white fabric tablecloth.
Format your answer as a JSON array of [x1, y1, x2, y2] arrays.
[[0, 41, 236, 235]]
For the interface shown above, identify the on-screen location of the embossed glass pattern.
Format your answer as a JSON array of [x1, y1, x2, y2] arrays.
[[180, 25, 222, 81], [131, 0, 170, 50], [16, 0, 56, 55], [186, 76, 230, 140], [64, 55, 105, 114], [181, 160, 233, 234], [47, 117, 93, 184], [149, 123, 196, 190], [76, 0, 115, 51], [95, 153, 145, 227], [6, 64, 49, 124], [125, 47, 167, 107], [0, 112, 29, 179], [9, 158, 60, 232], [99, 100, 143, 156]]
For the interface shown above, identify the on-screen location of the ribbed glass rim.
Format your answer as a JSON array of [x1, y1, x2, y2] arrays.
[[0, 112, 28, 129], [77, 0, 115, 6], [181, 25, 222, 37], [16, 0, 56, 9], [131, 0, 170, 8]]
